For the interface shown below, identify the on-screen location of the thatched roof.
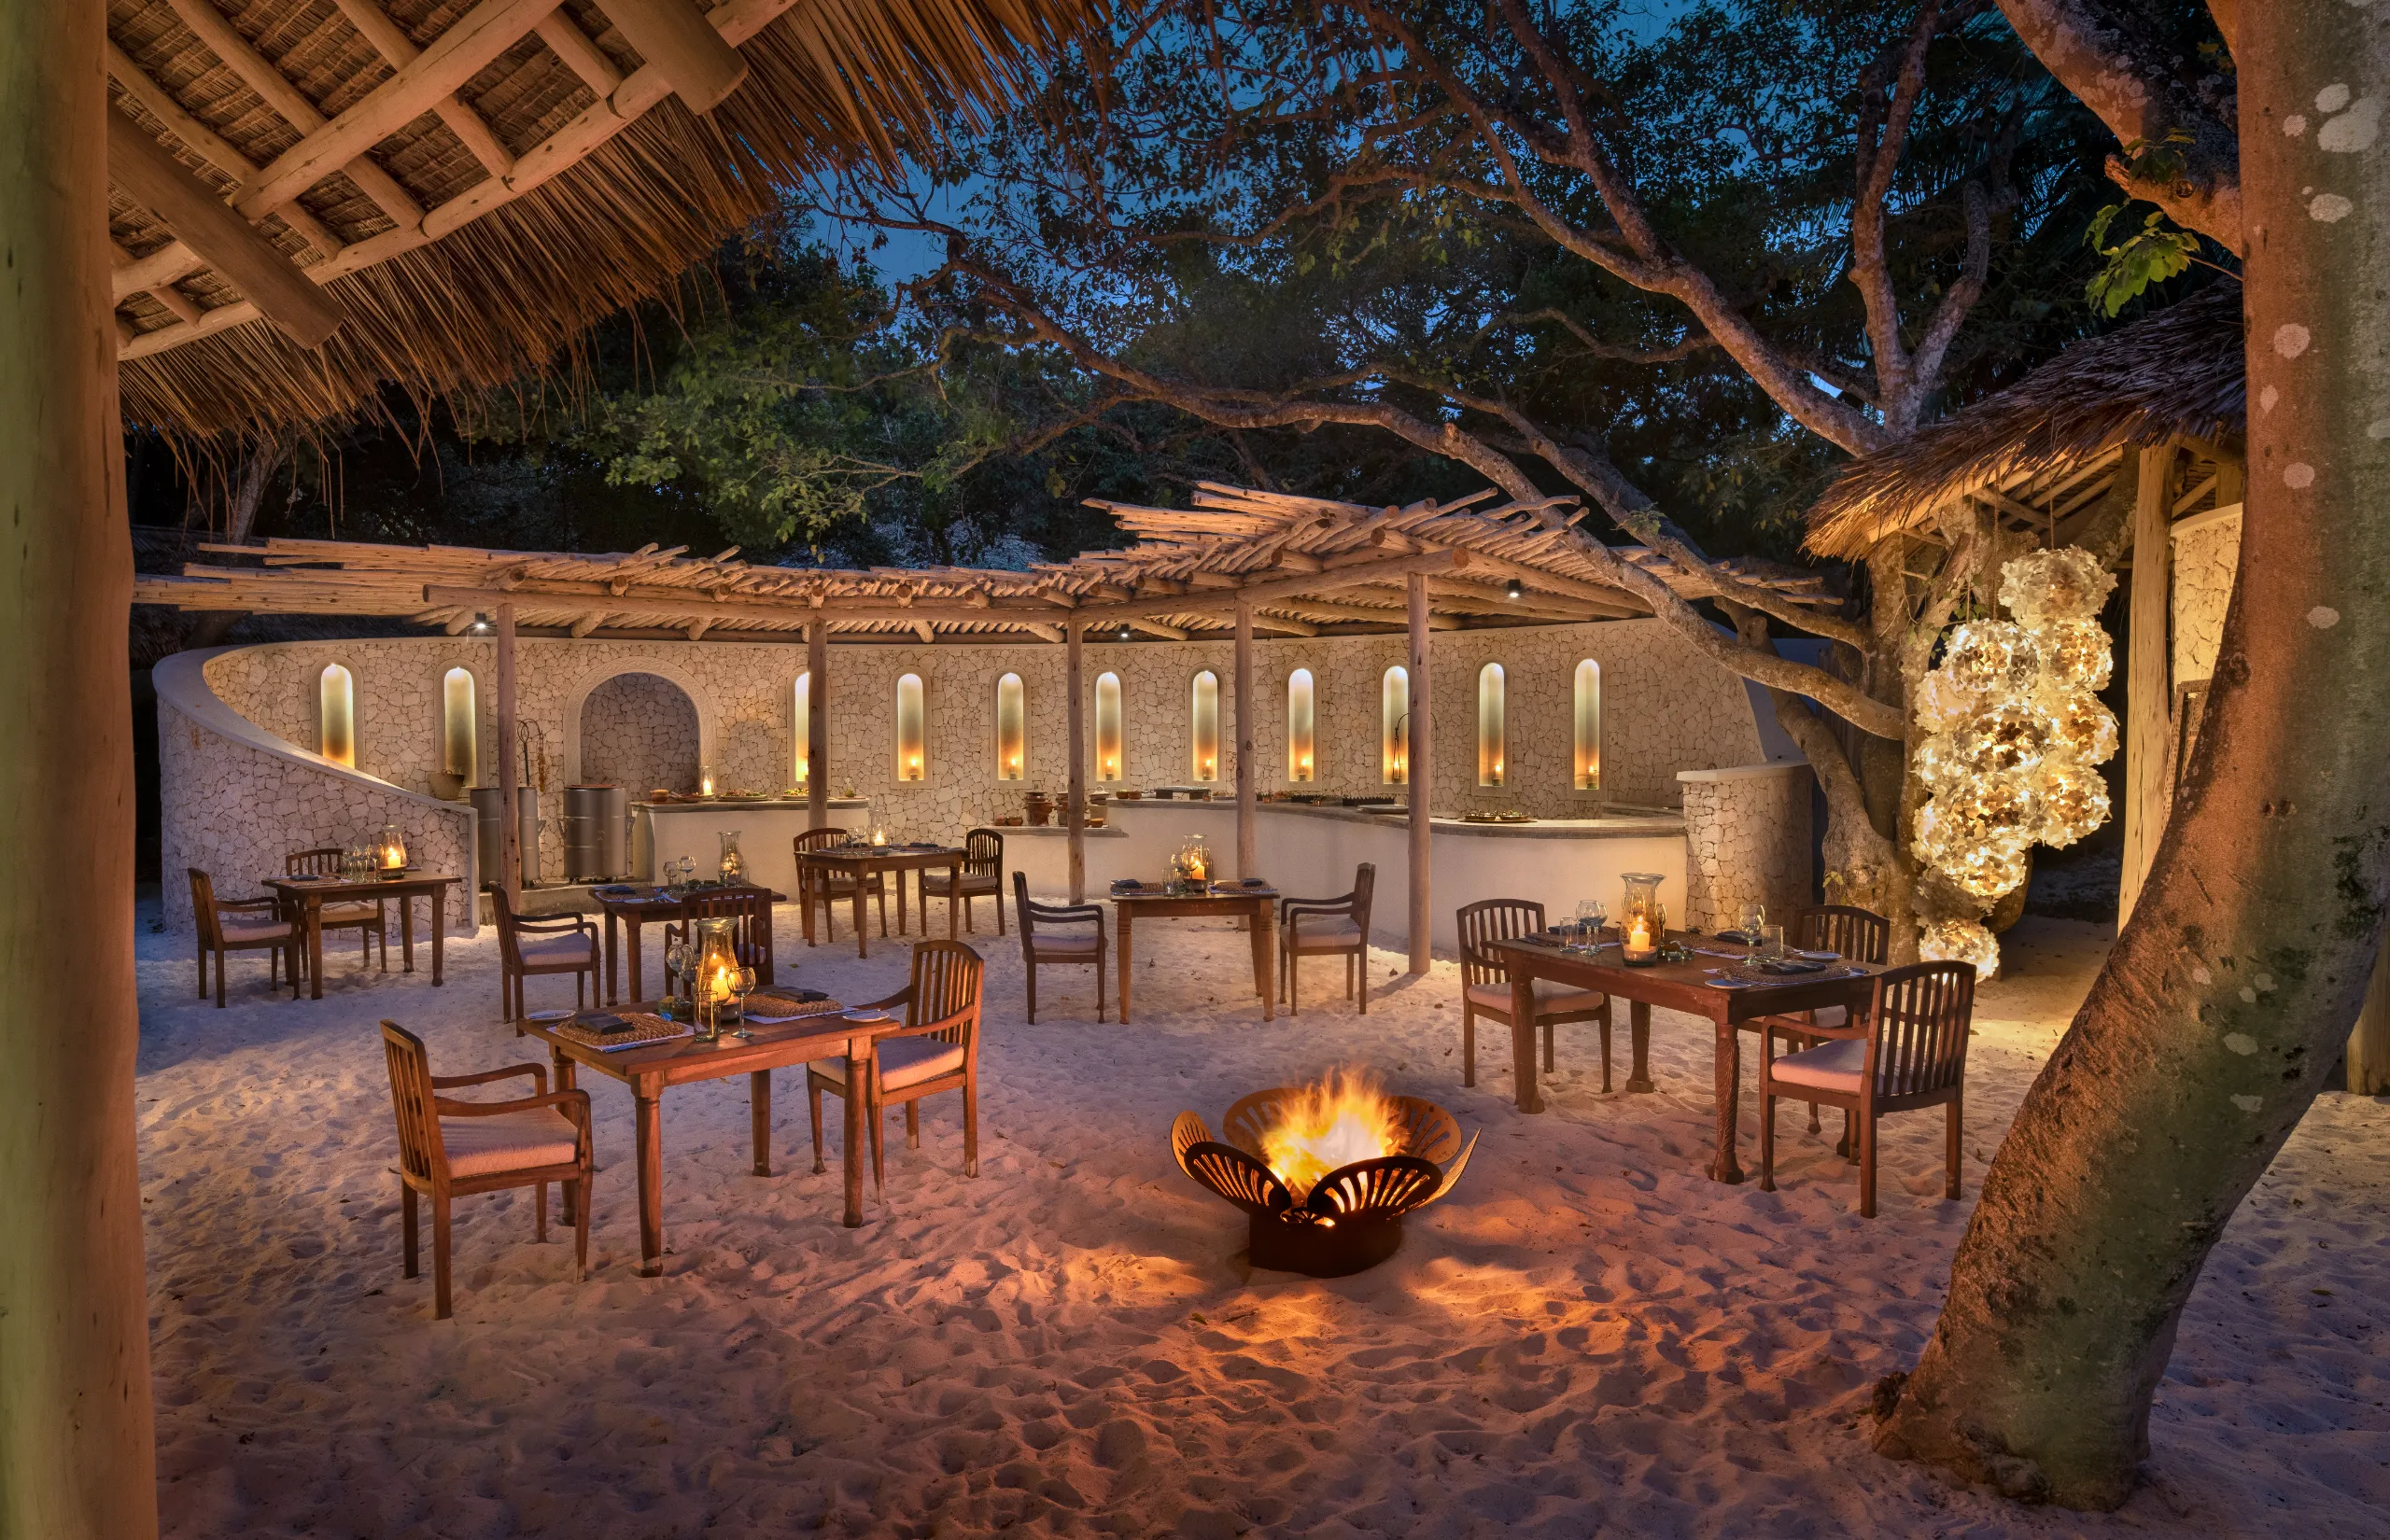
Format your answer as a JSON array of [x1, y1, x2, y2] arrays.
[[110, 0, 1105, 438], [132, 482, 1840, 642], [1806, 286, 2245, 558]]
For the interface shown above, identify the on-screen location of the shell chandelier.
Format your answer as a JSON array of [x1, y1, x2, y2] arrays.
[[1911, 548, 2119, 973]]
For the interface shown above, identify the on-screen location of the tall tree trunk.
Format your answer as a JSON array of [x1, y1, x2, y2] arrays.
[[1876, 3, 2390, 1506], [0, 2, 162, 1535], [186, 438, 286, 648]]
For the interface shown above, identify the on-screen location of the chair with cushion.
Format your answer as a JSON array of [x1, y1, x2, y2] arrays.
[[807, 940, 985, 1194], [921, 827, 1005, 935], [286, 846, 388, 971], [1755, 904, 1893, 1141], [1279, 862, 1375, 1015], [1012, 871, 1107, 1023], [380, 1020, 593, 1319], [189, 867, 302, 1007], [490, 885, 599, 1026], [664, 886, 777, 989], [1759, 959, 1975, 1217], [794, 827, 888, 945], [1456, 898, 1612, 1090]]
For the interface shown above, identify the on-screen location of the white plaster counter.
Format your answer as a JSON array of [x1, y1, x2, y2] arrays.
[[998, 796, 1685, 954], [635, 797, 869, 893]]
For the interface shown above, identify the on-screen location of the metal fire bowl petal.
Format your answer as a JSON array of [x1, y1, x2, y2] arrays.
[[1171, 1093, 1479, 1278]]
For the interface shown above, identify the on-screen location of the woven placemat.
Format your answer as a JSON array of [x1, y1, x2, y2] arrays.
[[743, 994, 847, 1023], [554, 1012, 693, 1050]]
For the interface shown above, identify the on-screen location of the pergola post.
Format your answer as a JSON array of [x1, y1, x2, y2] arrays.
[[495, 601, 521, 902], [807, 620, 828, 830], [0, 3, 162, 1532], [1065, 618, 1086, 903], [1233, 596, 1256, 879], [1407, 572, 1434, 973], [2118, 443, 2176, 923]]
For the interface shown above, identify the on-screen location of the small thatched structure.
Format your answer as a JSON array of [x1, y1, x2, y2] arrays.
[[109, 0, 1106, 437], [1805, 285, 2246, 559]]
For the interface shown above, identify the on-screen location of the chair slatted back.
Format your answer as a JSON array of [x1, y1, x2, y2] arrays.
[[1797, 904, 1891, 965], [488, 883, 529, 967], [908, 941, 985, 1054], [963, 828, 1003, 877], [668, 887, 774, 970], [1456, 899, 1544, 989], [1349, 862, 1377, 932], [1864, 961, 1976, 1099], [1012, 871, 1099, 936], [287, 847, 344, 876], [187, 868, 223, 947], [793, 828, 849, 853], [379, 1020, 445, 1183]]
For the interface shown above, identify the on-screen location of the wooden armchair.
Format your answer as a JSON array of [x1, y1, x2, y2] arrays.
[[490, 885, 598, 1027], [188, 867, 302, 1007], [921, 827, 1005, 935], [1456, 898, 1612, 1091], [1755, 904, 1893, 1141], [1759, 960, 1975, 1217], [1013, 871, 1106, 1023], [807, 940, 985, 1195], [794, 827, 887, 944], [288, 846, 387, 972], [380, 1021, 593, 1319], [663, 886, 777, 988], [1279, 861, 1375, 1015]]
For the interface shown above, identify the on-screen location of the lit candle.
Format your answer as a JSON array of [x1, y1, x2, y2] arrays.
[[1624, 915, 1655, 963], [700, 773, 715, 797]]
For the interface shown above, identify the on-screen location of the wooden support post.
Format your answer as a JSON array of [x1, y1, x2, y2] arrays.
[[1234, 596, 1256, 880], [1407, 572, 1433, 973], [0, 0, 162, 1528], [2349, 934, 2390, 1094], [603, 0, 748, 113], [2119, 444, 2176, 925], [496, 602, 521, 903], [1066, 619, 1087, 904], [105, 112, 345, 347], [807, 621, 828, 831]]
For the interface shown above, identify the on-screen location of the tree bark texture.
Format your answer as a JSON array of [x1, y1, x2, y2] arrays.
[[0, 2, 163, 1533], [1877, 2, 2390, 1506]]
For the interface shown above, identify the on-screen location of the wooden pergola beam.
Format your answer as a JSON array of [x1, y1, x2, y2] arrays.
[[601, 0, 750, 113], [330, 0, 518, 180], [106, 112, 345, 347], [105, 43, 344, 260]]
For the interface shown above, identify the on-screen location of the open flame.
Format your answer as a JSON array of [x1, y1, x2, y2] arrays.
[[1258, 1069, 1404, 1203]]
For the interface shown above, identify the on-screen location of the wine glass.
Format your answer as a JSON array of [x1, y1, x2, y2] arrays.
[[666, 942, 692, 1001], [1739, 903, 1767, 958], [1575, 899, 1607, 948], [731, 966, 757, 1039]]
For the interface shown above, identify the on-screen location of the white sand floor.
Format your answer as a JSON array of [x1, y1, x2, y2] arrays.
[[134, 903, 2388, 1537]]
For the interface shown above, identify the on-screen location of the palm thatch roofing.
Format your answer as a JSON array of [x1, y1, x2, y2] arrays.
[[133, 482, 1838, 642], [1806, 286, 2246, 559], [110, 0, 1105, 437]]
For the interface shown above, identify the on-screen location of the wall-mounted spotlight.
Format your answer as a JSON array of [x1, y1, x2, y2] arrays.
[[470, 612, 491, 634], [1504, 578, 1524, 601], [1118, 624, 1132, 640]]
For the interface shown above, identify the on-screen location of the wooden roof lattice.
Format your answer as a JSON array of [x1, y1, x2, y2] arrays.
[[105, 0, 1108, 436], [1804, 287, 2246, 559], [134, 483, 1841, 643]]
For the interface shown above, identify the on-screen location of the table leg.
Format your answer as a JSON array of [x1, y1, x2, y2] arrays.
[[1509, 970, 1542, 1113], [852, 875, 868, 959], [1250, 903, 1273, 1020], [399, 892, 415, 973], [841, 1036, 865, 1227], [429, 888, 446, 986], [626, 916, 645, 1002], [800, 863, 816, 947], [1710, 1015, 1747, 1184], [307, 897, 326, 1000], [1626, 1001, 1654, 1093], [636, 1084, 665, 1274], [552, 1049, 578, 1222], [896, 866, 909, 936], [751, 1069, 772, 1178], [947, 860, 961, 940], [1118, 910, 1134, 1023], [604, 910, 621, 1003]]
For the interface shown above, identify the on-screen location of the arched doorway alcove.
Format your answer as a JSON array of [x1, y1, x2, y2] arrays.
[[578, 672, 701, 793]]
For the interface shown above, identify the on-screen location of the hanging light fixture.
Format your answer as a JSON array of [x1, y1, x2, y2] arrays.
[[470, 613, 490, 634], [1504, 578, 1524, 601]]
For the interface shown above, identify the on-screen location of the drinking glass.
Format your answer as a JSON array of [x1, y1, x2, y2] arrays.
[[1575, 900, 1607, 947], [666, 942, 692, 1000], [1761, 923, 1786, 962], [731, 966, 757, 1038]]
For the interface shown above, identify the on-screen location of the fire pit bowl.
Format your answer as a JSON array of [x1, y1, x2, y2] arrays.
[[1171, 1082, 1478, 1278]]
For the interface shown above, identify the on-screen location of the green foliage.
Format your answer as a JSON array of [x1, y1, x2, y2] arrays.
[[2084, 203, 2199, 317]]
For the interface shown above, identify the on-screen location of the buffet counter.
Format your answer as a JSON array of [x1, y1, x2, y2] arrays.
[[633, 797, 869, 894]]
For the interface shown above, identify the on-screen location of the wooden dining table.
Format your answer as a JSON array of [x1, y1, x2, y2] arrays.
[[796, 844, 965, 959], [520, 999, 904, 1273], [1110, 880, 1278, 1023], [589, 885, 786, 1004], [1487, 931, 1882, 1183], [262, 872, 459, 999]]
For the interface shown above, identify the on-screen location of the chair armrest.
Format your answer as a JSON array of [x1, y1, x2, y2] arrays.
[[854, 984, 914, 1014], [1280, 897, 1356, 919], [431, 1062, 547, 1093], [217, 896, 282, 913], [1027, 903, 1105, 924], [885, 1005, 975, 1043], [433, 1087, 591, 1137], [511, 914, 596, 936]]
